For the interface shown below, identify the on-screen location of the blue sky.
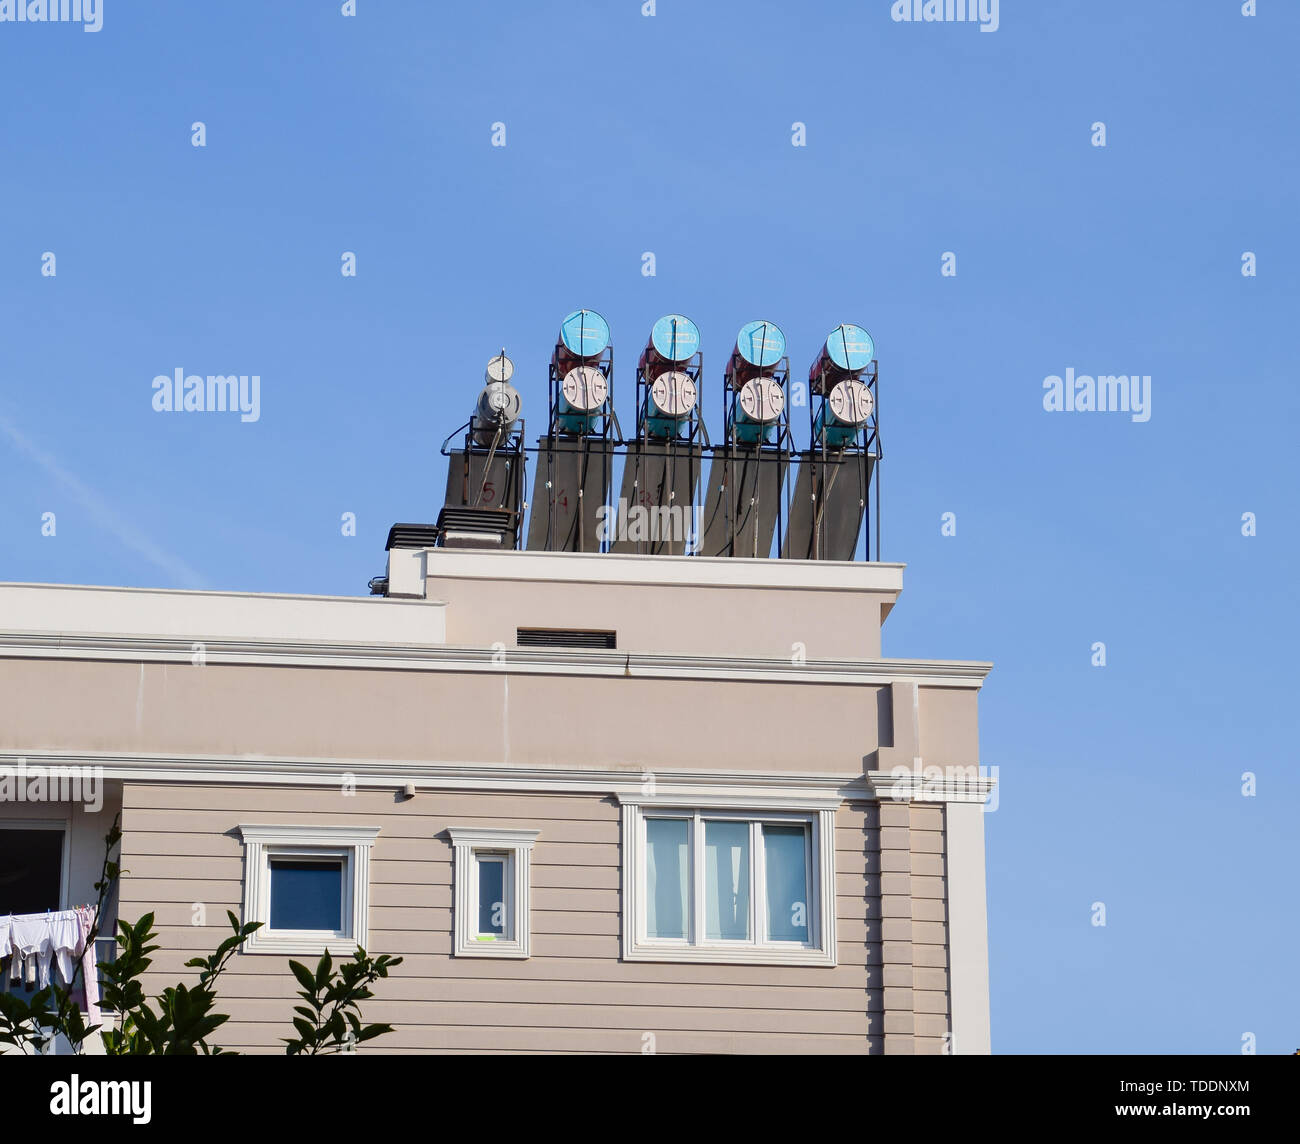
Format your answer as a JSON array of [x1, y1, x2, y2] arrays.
[[1, 1, 1296, 1053]]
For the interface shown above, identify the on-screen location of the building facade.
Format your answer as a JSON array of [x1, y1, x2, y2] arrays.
[[0, 547, 993, 1054]]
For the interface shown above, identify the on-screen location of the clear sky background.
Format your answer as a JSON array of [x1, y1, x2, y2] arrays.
[[1, 1, 1296, 1053]]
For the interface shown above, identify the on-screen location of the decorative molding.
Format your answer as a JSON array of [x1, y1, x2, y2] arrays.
[[620, 805, 837, 968], [620, 805, 635, 962], [865, 769, 997, 805], [0, 631, 991, 689], [447, 827, 540, 851], [448, 828, 538, 959], [618, 792, 844, 812], [238, 824, 381, 847], [0, 752, 996, 806], [237, 824, 379, 957], [1, 750, 872, 801]]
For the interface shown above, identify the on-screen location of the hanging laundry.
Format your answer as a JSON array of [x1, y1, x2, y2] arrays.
[[50, 911, 81, 986], [10, 914, 53, 989], [75, 906, 101, 1025], [0, 909, 102, 996]]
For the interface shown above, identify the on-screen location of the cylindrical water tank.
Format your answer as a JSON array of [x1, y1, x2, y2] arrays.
[[726, 320, 786, 387], [554, 309, 611, 374], [485, 351, 515, 386], [808, 323, 874, 391], [727, 376, 784, 444], [640, 314, 701, 375], [813, 377, 873, 447], [556, 365, 609, 434], [643, 370, 699, 437], [474, 380, 523, 443]]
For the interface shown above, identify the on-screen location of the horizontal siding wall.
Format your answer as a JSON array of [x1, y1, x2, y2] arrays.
[[909, 803, 950, 1054], [119, 783, 888, 1054]]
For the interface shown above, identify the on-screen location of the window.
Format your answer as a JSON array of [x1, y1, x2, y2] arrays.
[[237, 825, 379, 956], [1, 820, 70, 1007], [621, 803, 837, 965], [448, 828, 538, 958], [269, 858, 344, 932], [0, 821, 68, 915]]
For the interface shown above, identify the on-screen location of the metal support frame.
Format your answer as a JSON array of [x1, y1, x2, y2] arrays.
[[615, 348, 708, 555], [439, 414, 529, 549], [531, 343, 622, 553], [700, 356, 795, 560], [791, 359, 880, 561], [431, 348, 885, 564]]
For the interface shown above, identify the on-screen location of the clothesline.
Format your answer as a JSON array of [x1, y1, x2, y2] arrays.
[[0, 906, 101, 1023]]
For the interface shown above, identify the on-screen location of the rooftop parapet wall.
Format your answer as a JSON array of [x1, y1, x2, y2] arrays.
[[415, 549, 905, 660], [0, 582, 445, 646]]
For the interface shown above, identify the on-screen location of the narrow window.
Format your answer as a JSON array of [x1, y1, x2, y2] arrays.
[[704, 819, 751, 941], [763, 824, 811, 943], [474, 853, 510, 940], [645, 817, 689, 940], [449, 828, 539, 959]]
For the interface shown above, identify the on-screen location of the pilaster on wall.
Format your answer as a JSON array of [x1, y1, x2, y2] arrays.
[[878, 799, 915, 1054], [868, 661, 993, 1057], [945, 802, 991, 1054], [877, 799, 952, 1056], [909, 803, 949, 1055]]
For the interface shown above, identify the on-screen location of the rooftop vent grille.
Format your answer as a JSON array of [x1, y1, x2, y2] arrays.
[[516, 628, 616, 650], [386, 523, 441, 550], [435, 506, 516, 549]]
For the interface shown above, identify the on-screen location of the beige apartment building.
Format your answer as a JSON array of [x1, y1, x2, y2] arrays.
[[0, 545, 994, 1054]]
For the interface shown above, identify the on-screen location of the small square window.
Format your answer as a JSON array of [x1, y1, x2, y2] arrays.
[[449, 829, 538, 959], [269, 858, 345, 933], [238, 825, 379, 956]]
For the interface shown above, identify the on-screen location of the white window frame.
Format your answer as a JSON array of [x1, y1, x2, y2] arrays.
[[620, 800, 837, 966], [448, 828, 538, 959], [237, 824, 379, 956]]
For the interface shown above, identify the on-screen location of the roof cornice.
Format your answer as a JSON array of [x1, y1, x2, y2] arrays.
[[0, 632, 991, 687], [1, 753, 997, 805], [0, 750, 873, 803]]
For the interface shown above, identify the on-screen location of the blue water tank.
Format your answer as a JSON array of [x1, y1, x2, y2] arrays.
[[649, 314, 701, 364], [734, 320, 786, 372], [823, 324, 874, 374], [558, 309, 611, 361]]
